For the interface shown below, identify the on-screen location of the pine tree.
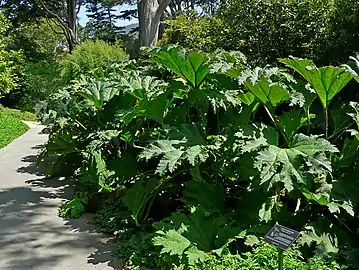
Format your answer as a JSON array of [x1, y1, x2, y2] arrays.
[[85, 0, 123, 42]]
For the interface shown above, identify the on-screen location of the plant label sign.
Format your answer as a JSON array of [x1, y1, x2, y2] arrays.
[[264, 224, 300, 250]]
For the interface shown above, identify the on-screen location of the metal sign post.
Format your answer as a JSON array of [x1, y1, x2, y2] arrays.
[[278, 248, 284, 270], [264, 223, 300, 270]]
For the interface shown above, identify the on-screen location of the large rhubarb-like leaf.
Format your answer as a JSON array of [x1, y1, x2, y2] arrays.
[[278, 110, 313, 139], [255, 134, 338, 192], [117, 71, 164, 99], [44, 130, 78, 155], [153, 208, 241, 265], [153, 229, 191, 257], [148, 45, 209, 88], [279, 57, 354, 108], [183, 179, 225, 213], [139, 124, 209, 175], [244, 76, 291, 110], [76, 151, 114, 192], [122, 177, 168, 225], [114, 71, 169, 124], [78, 79, 119, 110]]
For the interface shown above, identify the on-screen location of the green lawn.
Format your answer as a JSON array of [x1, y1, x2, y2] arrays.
[[0, 105, 37, 121], [0, 117, 29, 149], [0, 105, 34, 149]]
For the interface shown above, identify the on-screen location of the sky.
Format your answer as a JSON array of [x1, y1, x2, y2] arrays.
[[78, 4, 138, 27]]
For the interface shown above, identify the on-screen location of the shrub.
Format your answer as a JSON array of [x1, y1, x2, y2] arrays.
[[61, 40, 129, 82], [3, 61, 64, 112], [95, 202, 342, 270], [10, 19, 67, 61], [161, 0, 359, 65], [58, 194, 88, 219], [194, 245, 341, 270], [38, 46, 359, 268], [0, 13, 24, 97], [22, 61, 64, 111], [159, 11, 223, 52]]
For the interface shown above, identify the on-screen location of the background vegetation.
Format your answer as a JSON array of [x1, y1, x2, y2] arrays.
[[162, 0, 359, 65], [1, 0, 359, 269]]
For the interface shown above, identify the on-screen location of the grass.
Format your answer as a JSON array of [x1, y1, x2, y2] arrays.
[[0, 105, 37, 122], [0, 117, 29, 149], [0, 105, 35, 149]]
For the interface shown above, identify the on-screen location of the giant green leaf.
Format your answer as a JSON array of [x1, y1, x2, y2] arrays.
[[185, 246, 209, 266], [140, 124, 210, 175], [78, 79, 119, 110], [148, 45, 209, 88], [77, 151, 114, 192], [139, 140, 184, 175], [299, 226, 339, 257], [208, 50, 246, 80], [278, 110, 313, 139], [287, 78, 316, 111], [140, 138, 210, 176], [234, 123, 279, 153], [279, 57, 354, 108], [117, 71, 164, 100], [169, 123, 207, 146], [244, 76, 291, 110], [153, 229, 191, 257], [183, 179, 225, 213], [140, 91, 170, 124], [156, 148, 184, 175], [153, 208, 240, 256], [45, 130, 78, 155], [122, 177, 167, 225], [255, 134, 338, 192], [113, 70, 169, 124]]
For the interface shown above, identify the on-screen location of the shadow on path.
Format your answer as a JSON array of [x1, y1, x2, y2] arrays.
[[0, 135, 120, 270]]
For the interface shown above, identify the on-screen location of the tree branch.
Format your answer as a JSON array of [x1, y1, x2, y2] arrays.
[[76, 0, 85, 15], [45, 17, 64, 35], [157, 0, 171, 18], [51, 17, 67, 33], [37, 0, 69, 30]]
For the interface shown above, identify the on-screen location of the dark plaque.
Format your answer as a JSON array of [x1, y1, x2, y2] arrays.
[[264, 223, 300, 250]]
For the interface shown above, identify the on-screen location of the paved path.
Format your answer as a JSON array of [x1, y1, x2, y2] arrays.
[[0, 123, 118, 270]]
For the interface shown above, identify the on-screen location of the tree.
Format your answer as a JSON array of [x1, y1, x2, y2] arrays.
[[36, 0, 85, 52], [0, 0, 86, 52], [10, 19, 66, 60], [86, 0, 123, 42], [137, 0, 218, 47], [167, 0, 219, 17], [138, 0, 171, 47], [0, 13, 24, 97]]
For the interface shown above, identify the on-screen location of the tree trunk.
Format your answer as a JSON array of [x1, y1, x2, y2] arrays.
[[67, 0, 78, 52], [138, 0, 171, 48], [37, 0, 82, 52]]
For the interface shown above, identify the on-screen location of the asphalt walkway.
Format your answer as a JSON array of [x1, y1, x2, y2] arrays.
[[0, 123, 118, 270]]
